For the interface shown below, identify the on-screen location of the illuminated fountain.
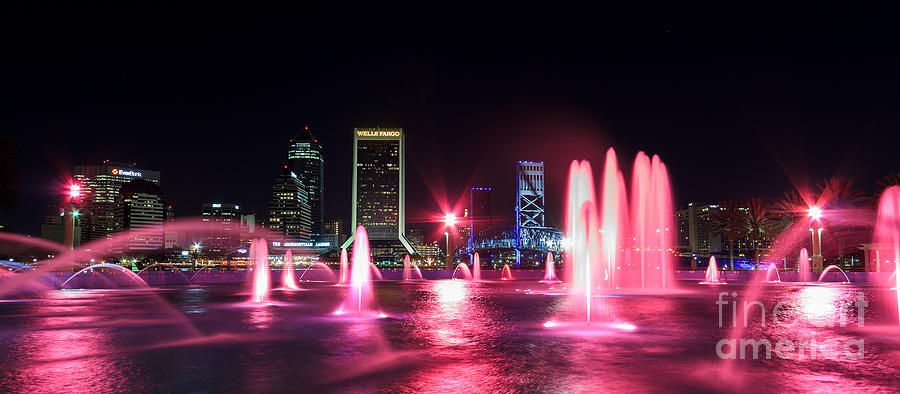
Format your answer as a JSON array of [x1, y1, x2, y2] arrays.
[[563, 159, 601, 324], [500, 264, 513, 280], [539, 252, 560, 283], [402, 255, 424, 281], [797, 248, 812, 283], [699, 256, 724, 285], [250, 238, 270, 303], [817, 265, 851, 283], [452, 263, 473, 280], [280, 249, 299, 290], [764, 263, 781, 283], [338, 248, 349, 285], [60, 263, 149, 289], [335, 226, 378, 315], [472, 252, 482, 281], [875, 185, 900, 324], [298, 263, 336, 282]]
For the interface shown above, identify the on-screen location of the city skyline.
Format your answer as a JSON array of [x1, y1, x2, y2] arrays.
[[4, 13, 900, 242]]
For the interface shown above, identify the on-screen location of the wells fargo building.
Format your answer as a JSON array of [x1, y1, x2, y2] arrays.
[[342, 128, 416, 262]]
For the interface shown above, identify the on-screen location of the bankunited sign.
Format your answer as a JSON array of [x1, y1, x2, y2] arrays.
[[111, 168, 143, 178]]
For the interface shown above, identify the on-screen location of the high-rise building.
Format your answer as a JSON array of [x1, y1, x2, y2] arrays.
[[114, 179, 166, 252], [73, 161, 161, 243], [267, 167, 312, 241], [288, 126, 325, 240], [201, 202, 242, 256], [323, 218, 345, 248], [342, 128, 415, 261]]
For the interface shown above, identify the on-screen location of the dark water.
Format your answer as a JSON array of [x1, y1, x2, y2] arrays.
[[1, 280, 899, 393]]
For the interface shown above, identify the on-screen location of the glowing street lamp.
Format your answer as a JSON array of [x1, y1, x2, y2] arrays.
[[808, 206, 823, 221], [443, 213, 457, 269]]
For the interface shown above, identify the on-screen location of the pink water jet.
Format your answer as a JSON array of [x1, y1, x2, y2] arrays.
[[250, 238, 271, 303], [369, 263, 383, 281], [337, 226, 376, 314], [297, 262, 336, 282], [500, 264, 513, 280], [699, 256, 724, 285], [874, 186, 900, 325], [564, 160, 601, 323], [764, 263, 781, 283], [472, 252, 482, 281], [817, 265, 851, 283], [338, 248, 349, 285], [797, 248, 811, 283], [401, 254, 423, 280], [280, 249, 299, 290], [600, 148, 627, 289], [540, 252, 561, 283], [451, 263, 473, 280]]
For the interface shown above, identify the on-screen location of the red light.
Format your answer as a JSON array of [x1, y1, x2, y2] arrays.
[[305, 126, 309, 130], [68, 184, 81, 199], [808, 206, 823, 220], [444, 214, 457, 227]]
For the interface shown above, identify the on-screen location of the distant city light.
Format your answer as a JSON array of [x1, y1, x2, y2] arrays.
[[808, 206, 823, 220], [444, 213, 457, 227]]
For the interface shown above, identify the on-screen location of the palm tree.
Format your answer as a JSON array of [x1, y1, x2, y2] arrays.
[[708, 201, 744, 268], [742, 198, 788, 269]]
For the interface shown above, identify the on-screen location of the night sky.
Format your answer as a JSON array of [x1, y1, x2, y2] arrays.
[[3, 8, 900, 241]]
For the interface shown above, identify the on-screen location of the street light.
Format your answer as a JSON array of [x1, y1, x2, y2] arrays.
[[808, 206, 823, 221], [443, 213, 457, 269]]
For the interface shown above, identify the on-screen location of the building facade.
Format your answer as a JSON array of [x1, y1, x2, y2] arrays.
[[114, 179, 166, 252], [323, 218, 345, 249], [201, 202, 242, 256], [342, 128, 416, 262], [73, 161, 161, 243], [267, 167, 312, 241], [288, 126, 325, 240]]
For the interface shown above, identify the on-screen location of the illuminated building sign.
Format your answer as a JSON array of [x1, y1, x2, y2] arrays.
[[270, 241, 332, 248], [212, 203, 222, 208], [356, 130, 401, 138], [112, 168, 142, 178]]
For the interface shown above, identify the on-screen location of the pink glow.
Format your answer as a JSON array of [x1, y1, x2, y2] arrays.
[[451, 263, 472, 280], [798, 248, 811, 282], [340, 226, 375, 314], [472, 252, 482, 281], [540, 252, 560, 283], [700, 256, 724, 284], [500, 264, 513, 280], [543, 320, 557, 328], [280, 249, 299, 290], [874, 186, 900, 325], [564, 159, 600, 323], [338, 248, 349, 285], [250, 238, 270, 303]]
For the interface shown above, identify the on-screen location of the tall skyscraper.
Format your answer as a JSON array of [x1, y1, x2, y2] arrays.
[[267, 167, 312, 241], [73, 161, 161, 243], [201, 202, 242, 256], [288, 126, 325, 240], [342, 128, 415, 260], [114, 179, 166, 252]]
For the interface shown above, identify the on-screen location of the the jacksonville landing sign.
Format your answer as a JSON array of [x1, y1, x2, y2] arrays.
[[714, 291, 866, 360]]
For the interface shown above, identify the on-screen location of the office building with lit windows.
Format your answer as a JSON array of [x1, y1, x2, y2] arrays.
[[73, 161, 161, 243], [267, 167, 312, 241], [201, 202, 242, 256], [114, 179, 167, 252], [342, 128, 416, 263], [288, 126, 325, 240]]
